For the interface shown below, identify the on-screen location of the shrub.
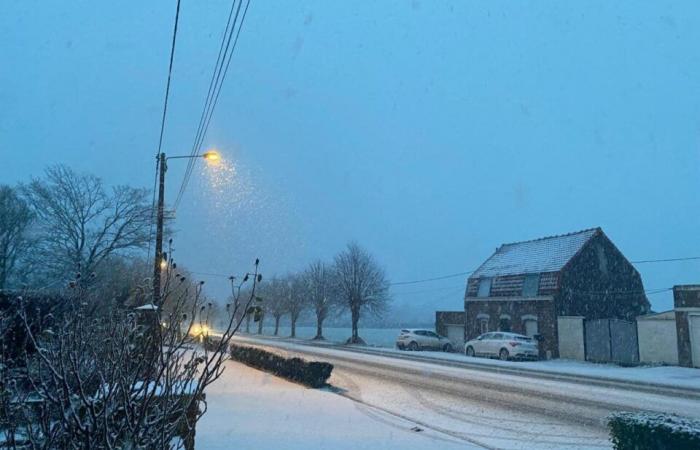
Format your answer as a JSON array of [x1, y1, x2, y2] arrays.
[[229, 344, 333, 388], [608, 412, 700, 450]]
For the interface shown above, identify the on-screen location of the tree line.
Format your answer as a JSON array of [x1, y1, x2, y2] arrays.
[[248, 242, 391, 345]]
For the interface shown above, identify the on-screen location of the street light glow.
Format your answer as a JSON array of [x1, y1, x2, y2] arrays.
[[202, 150, 221, 163], [160, 259, 167, 270]]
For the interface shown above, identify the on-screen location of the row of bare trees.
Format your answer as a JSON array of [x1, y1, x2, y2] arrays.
[[251, 243, 391, 344]]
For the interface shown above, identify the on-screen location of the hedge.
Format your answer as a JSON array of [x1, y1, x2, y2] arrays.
[[608, 412, 700, 450], [229, 344, 333, 388]]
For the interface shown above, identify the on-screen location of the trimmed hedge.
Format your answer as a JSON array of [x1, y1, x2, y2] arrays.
[[608, 412, 700, 450], [229, 344, 333, 388]]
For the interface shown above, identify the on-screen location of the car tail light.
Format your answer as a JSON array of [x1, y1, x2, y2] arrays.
[[509, 341, 520, 347]]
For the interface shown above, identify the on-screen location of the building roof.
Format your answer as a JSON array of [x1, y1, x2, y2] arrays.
[[470, 228, 600, 278]]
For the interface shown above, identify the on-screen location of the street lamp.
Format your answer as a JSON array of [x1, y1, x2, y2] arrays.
[[152, 150, 222, 306]]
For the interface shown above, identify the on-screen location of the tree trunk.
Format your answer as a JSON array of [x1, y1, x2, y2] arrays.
[[245, 314, 250, 333], [314, 314, 324, 340], [274, 316, 280, 335], [290, 315, 297, 338], [257, 314, 264, 334], [351, 307, 360, 343]]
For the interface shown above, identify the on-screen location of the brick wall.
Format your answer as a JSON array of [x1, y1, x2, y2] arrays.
[[465, 298, 557, 358]]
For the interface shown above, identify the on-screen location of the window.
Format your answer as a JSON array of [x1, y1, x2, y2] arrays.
[[477, 277, 492, 297], [524, 319, 538, 337], [492, 333, 504, 340], [522, 274, 540, 297], [499, 317, 512, 332], [479, 319, 489, 334]]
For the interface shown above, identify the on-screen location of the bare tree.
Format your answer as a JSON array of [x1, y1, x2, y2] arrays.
[[333, 242, 390, 344], [285, 274, 308, 339], [21, 165, 151, 286], [0, 186, 34, 290], [260, 277, 287, 336], [1, 256, 265, 449], [303, 260, 336, 340]]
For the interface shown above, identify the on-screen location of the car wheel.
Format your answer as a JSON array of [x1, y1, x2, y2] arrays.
[[409, 341, 420, 351], [499, 348, 509, 361], [442, 343, 453, 353], [465, 346, 475, 357]]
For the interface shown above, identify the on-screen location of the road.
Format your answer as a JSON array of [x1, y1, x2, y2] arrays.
[[232, 336, 700, 450]]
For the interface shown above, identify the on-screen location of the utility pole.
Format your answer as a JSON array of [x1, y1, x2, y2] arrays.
[[153, 152, 167, 306]]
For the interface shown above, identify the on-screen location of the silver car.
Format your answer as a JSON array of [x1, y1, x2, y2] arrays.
[[396, 329, 453, 352], [464, 332, 539, 360]]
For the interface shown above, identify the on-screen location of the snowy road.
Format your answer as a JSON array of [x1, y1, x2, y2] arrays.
[[232, 336, 700, 450]]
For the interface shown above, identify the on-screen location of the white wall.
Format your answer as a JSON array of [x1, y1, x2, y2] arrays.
[[557, 316, 585, 360], [637, 318, 678, 365]]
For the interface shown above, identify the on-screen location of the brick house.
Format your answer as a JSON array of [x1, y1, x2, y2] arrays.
[[461, 228, 650, 358]]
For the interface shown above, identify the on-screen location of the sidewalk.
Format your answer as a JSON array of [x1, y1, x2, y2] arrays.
[[196, 360, 474, 450]]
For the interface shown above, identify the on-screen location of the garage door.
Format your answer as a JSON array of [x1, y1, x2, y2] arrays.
[[691, 315, 700, 368], [446, 325, 465, 347]]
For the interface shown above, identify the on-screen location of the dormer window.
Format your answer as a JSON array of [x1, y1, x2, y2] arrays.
[[522, 273, 540, 297], [477, 277, 492, 297]]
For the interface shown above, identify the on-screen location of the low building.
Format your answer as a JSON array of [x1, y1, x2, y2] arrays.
[[437, 228, 650, 358], [673, 285, 700, 367]]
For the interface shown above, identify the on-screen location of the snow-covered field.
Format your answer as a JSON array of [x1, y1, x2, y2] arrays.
[[196, 360, 474, 450]]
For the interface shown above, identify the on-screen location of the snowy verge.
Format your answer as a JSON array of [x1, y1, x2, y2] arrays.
[[233, 333, 700, 391]]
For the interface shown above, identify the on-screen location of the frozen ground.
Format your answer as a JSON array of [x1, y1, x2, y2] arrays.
[[196, 360, 474, 450]]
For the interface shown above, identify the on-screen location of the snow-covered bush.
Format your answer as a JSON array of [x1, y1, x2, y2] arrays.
[[608, 411, 700, 450], [230, 344, 333, 388], [0, 255, 264, 449]]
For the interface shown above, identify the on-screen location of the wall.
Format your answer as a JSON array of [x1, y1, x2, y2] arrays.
[[557, 231, 650, 321], [557, 316, 585, 360], [673, 285, 700, 367], [637, 314, 678, 365], [435, 311, 465, 340], [465, 298, 556, 358]]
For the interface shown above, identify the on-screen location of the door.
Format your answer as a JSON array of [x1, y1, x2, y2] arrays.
[[473, 333, 491, 354], [446, 325, 465, 347], [426, 331, 441, 349], [691, 315, 700, 368], [524, 319, 538, 338]]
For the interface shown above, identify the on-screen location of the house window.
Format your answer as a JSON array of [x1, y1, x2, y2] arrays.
[[523, 318, 538, 337], [522, 274, 540, 297], [479, 319, 489, 334], [477, 277, 492, 297], [499, 314, 512, 332]]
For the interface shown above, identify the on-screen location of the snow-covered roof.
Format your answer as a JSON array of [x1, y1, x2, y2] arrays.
[[470, 228, 600, 278]]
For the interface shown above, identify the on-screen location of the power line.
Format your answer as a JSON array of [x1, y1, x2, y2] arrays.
[[148, 0, 182, 267], [631, 256, 700, 264], [173, 0, 252, 210], [389, 271, 474, 286]]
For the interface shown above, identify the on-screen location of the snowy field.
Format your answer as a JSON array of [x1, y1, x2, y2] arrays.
[[196, 360, 474, 450]]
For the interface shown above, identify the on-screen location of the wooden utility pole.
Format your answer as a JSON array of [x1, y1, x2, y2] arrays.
[[153, 152, 167, 306]]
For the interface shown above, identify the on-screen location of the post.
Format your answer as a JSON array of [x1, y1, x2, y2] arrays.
[[153, 153, 167, 306]]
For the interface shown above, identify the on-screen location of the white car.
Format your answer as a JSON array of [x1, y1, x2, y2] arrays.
[[396, 329, 453, 352], [464, 332, 539, 361]]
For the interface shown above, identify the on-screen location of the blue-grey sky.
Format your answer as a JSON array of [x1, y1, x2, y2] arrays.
[[1, 0, 698, 318]]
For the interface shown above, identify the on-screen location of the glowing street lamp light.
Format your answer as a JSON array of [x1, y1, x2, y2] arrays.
[[202, 150, 220, 162]]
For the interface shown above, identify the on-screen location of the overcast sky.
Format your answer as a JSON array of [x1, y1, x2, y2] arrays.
[[1, 0, 698, 318]]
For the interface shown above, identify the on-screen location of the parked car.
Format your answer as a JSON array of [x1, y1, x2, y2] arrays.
[[464, 332, 539, 361], [396, 329, 453, 352]]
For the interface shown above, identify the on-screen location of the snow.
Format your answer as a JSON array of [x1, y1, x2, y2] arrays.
[[235, 335, 700, 391], [471, 228, 598, 277], [196, 360, 475, 450]]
